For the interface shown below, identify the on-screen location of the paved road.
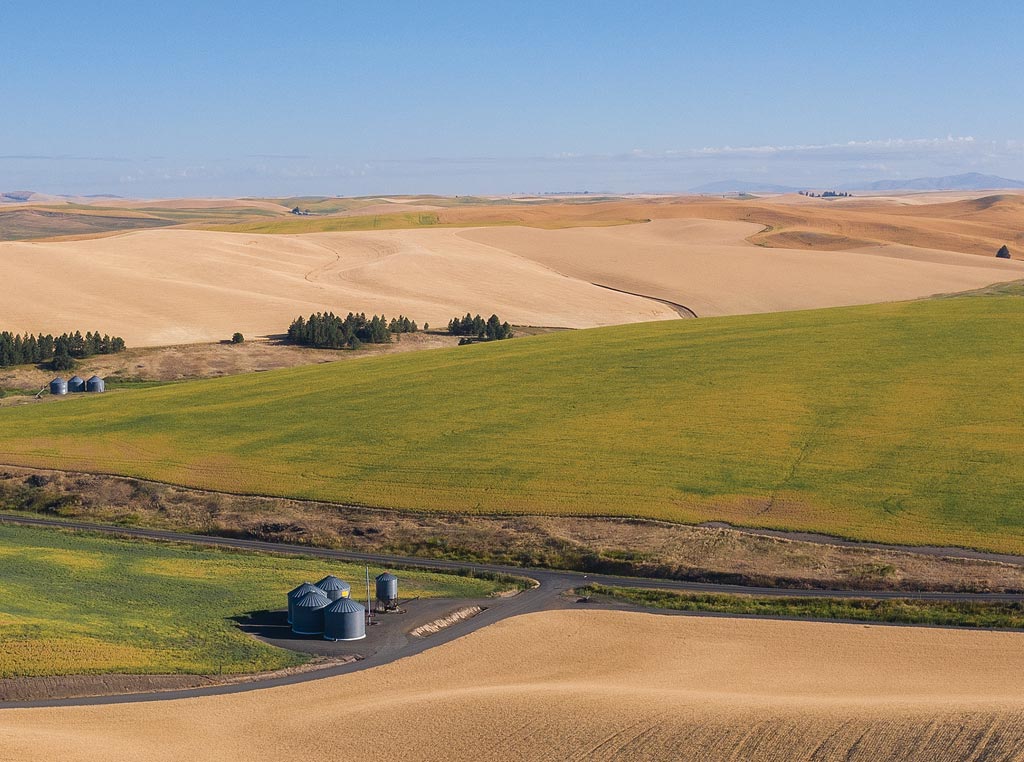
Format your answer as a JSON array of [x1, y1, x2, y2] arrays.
[[4, 512, 1024, 709], [7, 512, 1024, 602], [591, 282, 699, 318]]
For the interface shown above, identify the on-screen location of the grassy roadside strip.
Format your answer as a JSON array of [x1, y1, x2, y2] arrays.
[[580, 584, 1024, 630]]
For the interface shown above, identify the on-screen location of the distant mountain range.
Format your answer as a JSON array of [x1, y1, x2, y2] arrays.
[[0, 191, 124, 204], [854, 172, 1024, 191], [691, 172, 1024, 195]]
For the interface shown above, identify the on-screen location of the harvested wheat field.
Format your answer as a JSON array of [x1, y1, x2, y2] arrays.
[[4, 611, 1024, 761], [0, 228, 674, 345], [463, 218, 1024, 317], [6, 204, 1023, 344]]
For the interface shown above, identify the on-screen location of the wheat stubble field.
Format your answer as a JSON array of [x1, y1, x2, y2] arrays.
[[2, 192, 1023, 345], [4, 610, 1024, 761]]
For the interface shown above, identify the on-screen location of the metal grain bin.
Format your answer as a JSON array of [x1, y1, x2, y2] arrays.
[[323, 597, 366, 641], [291, 589, 331, 635], [316, 575, 351, 601], [86, 375, 105, 393], [375, 572, 398, 608], [49, 377, 68, 395], [287, 582, 323, 625], [67, 375, 86, 393]]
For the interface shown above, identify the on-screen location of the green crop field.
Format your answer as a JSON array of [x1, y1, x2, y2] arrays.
[[205, 209, 642, 234], [0, 295, 1021, 552], [204, 211, 446, 234], [0, 523, 507, 678]]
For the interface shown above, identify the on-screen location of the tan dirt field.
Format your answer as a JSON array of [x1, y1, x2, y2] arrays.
[[462, 218, 1024, 317], [93, 198, 292, 212], [0, 228, 675, 345], [5, 199, 1024, 344], [2, 191, 1022, 343], [4, 610, 1024, 761], [333, 202, 445, 216]]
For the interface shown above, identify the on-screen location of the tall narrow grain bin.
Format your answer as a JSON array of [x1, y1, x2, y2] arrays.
[[316, 575, 351, 601], [86, 375, 105, 393], [323, 598, 366, 641], [291, 589, 331, 635], [287, 582, 323, 625], [49, 377, 68, 396], [67, 375, 86, 393], [375, 572, 398, 609]]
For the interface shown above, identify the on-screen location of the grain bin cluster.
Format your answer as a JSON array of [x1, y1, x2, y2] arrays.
[[49, 375, 104, 395], [286, 572, 400, 641]]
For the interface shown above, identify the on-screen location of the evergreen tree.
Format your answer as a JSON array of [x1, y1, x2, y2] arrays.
[[448, 313, 514, 341]]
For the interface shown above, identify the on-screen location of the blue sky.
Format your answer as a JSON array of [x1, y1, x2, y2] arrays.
[[2, 1, 1022, 196]]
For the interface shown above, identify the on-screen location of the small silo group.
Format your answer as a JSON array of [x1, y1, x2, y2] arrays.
[[285, 571, 400, 641], [49, 375, 104, 396]]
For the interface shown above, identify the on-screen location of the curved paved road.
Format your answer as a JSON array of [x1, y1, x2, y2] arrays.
[[3, 512, 1024, 710], [590, 282, 699, 318]]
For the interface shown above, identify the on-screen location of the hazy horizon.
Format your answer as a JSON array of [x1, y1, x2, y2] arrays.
[[3, 1, 1023, 197]]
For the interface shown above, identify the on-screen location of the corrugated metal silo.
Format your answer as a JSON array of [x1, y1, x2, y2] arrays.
[[49, 377, 68, 395], [86, 375, 105, 393], [287, 582, 323, 625], [375, 572, 398, 608], [315, 575, 351, 601], [67, 375, 86, 393], [323, 597, 366, 641], [291, 588, 331, 635]]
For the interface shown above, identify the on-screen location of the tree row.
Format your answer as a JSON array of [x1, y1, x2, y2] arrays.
[[447, 313, 513, 341], [0, 331, 127, 369], [286, 312, 418, 349]]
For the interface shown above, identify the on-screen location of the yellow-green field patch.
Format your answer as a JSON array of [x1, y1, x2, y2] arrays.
[[0, 524, 509, 677], [0, 296, 1022, 553]]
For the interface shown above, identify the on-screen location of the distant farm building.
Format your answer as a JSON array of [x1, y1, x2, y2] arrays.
[[49, 375, 106, 397]]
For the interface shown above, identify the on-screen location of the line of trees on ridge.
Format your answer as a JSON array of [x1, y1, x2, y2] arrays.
[[799, 190, 852, 198], [448, 314, 513, 341], [286, 312, 418, 349], [0, 331, 126, 369]]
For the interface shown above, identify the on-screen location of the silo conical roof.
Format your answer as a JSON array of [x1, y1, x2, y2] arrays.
[[376, 572, 397, 582], [325, 597, 364, 614], [293, 589, 331, 608], [316, 575, 351, 592], [288, 582, 321, 600]]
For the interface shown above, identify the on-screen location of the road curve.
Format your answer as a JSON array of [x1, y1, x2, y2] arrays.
[[6, 512, 1023, 602], [4, 511, 1024, 710], [590, 282, 698, 318]]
